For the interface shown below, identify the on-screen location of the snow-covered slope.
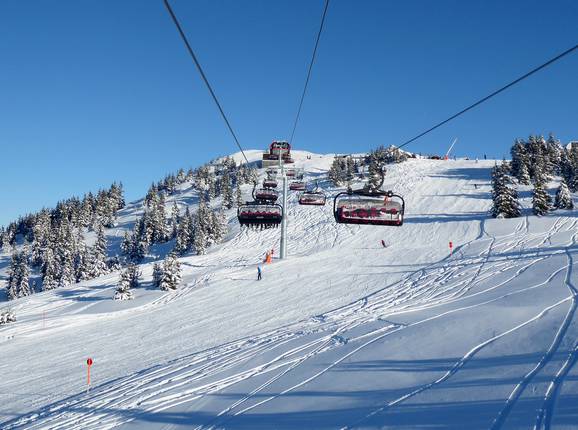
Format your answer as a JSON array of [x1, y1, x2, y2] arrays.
[[1, 152, 577, 430]]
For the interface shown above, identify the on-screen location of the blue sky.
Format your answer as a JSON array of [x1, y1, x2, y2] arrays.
[[1, 0, 577, 226]]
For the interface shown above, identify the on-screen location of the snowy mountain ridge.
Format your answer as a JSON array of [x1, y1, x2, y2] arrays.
[[1, 150, 578, 430]]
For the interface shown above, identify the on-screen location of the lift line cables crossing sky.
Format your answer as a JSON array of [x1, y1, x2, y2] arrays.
[[397, 42, 578, 151], [163, 0, 250, 164], [289, 0, 330, 145]]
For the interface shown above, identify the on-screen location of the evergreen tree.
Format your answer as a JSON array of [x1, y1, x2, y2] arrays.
[[221, 168, 234, 209], [152, 262, 163, 288], [207, 169, 217, 200], [0, 309, 16, 325], [560, 148, 574, 188], [7, 250, 30, 300], [235, 181, 243, 207], [170, 201, 180, 239], [107, 255, 122, 272], [554, 179, 574, 210], [75, 246, 92, 282], [491, 164, 521, 218], [18, 259, 31, 297], [328, 157, 346, 186], [367, 154, 384, 190], [174, 207, 192, 254], [114, 264, 138, 300], [159, 253, 182, 290], [121, 231, 133, 258], [90, 223, 109, 277], [131, 218, 150, 262], [510, 139, 530, 182], [517, 162, 531, 185], [532, 177, 551, 216], [193, 215, 208, 255], [41, 248, 59, 291], [546, 134, 562, 174], [345, 157, 355, 182]]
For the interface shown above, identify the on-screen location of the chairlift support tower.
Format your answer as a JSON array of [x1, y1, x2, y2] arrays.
[[279, 155, 288, 259]]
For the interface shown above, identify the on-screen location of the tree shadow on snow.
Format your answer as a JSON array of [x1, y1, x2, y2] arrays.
[[429, 167, 493, 182], [405, 212, 488, 224]]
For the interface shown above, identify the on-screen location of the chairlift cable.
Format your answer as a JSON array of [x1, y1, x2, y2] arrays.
[[163, 0, 249, 164], [397, 42, 578, 151], [289, 0, 330, 145]]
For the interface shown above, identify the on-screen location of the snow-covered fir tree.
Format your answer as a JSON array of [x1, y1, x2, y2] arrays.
[[221, 167, 234, 209], [517, 162, 531, 185], [90, 223, 109, 277], [174, 207, 193, 255], [510, 139, 530, 183], [114, 263, 140, 300], [41, 248, 59, 291], [170, 201, 180, 239], [152, 262, 163, 289], [328, 157, 346, 186], [107, 256, 122, 272], [554, 178, 574, 210], [532, 175, 551, 216], [159, 253, 182, 291], [121, 231, 133, 257], [7, 250, 31, 300], [235, 181, 243, 207], [75, 245, 92, 282], [0, 309, 16, 326], [491, 164, 521, 218], [546, 134, 562, 175], [193, 212, 209, 255], [367, 155, 385, 191]]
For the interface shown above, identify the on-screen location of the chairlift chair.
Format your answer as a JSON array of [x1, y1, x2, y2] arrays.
[[237, 203, 283, 229], [254, 187, 279, 202], [263, 178, 278, 188], [237, 182, 283, 229], [298, 181, 326, 206], [289, 181, 306, 191], [333, 189, 404, 226], [299, 191, 326, 206]]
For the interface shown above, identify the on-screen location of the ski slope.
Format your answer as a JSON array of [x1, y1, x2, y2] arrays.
[[1, 151, 577, 430]]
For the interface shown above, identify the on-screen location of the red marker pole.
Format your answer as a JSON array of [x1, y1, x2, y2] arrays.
[[86, 358, 93, 393], [449, 241, 453, 256]]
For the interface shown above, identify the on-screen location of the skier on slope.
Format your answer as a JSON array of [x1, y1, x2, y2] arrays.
[[257, 265, 262, 281]]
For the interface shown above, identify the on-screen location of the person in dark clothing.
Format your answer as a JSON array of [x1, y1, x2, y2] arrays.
[[257, 266, 262, 281]]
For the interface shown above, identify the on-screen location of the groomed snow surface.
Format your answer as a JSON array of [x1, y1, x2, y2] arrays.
[[1, 151, 577, 430]]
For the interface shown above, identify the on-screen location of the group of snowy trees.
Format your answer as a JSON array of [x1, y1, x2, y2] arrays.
[[491, 135, 576, 218], [491, 163, 521, 218], [173, 198, 227, 256], [114, 253, 182, 300], [329, 146, 408, 187], [152, 157, 257, 203], [2, 152, 254, 304], [329, 156, 359, 186], [0, 308, 16, 326], [122, 192, 228, 262], [114, 263, 140, 301], [120, 156, 253, 261], [3, 184, 125, 300], [153, 253, 182, 291]]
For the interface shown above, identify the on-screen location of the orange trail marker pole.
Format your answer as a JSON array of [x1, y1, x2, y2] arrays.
[[86, 358, 93, 393]]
